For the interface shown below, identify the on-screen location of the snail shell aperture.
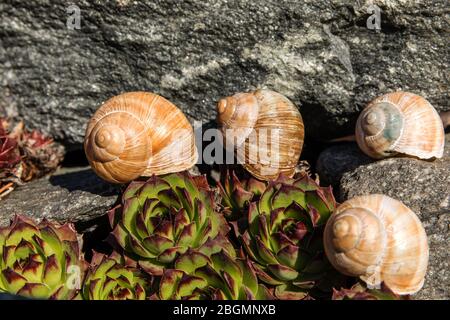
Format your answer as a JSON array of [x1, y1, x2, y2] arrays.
[[84, 92, 198, 183], [324, 194, 429, 295], [356, 91, 445, 159], [217, 89, 305, 181]]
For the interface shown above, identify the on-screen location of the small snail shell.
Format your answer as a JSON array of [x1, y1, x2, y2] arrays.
[[217, 89, 304, 180], [84, 92, 198, 183], [324, 194, 429, 295], [356, 91, 445, 159]]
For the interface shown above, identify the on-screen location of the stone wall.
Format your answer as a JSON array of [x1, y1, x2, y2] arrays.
[[1, 0, 448, 149]]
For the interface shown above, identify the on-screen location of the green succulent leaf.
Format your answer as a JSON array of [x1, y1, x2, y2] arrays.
[[159, 269, 184, 300], [82, 252, 151, 300], [177, 275, 208, 298], [159, 248, 273, 300], [218, 170, 268, 220], [271, 185, 306, 210], [175, 251, 210, 274], [0, 215, 86, 300]]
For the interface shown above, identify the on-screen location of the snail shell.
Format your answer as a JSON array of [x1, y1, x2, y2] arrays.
[[84, 92, 198, 183], [217, 89, 304, 180], [324, 194, 429, 295], [356, 91, 445, 159]]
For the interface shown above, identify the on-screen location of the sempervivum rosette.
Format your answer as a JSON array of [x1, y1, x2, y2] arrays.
[[218, 170, 266, 220], [0, 215, 86, 299], [109, 172, 231, 275], [18, 129, 65, 182], [158, 244, 274, 300], [81, 251, 152, 300], [236, 174, 343, 299]]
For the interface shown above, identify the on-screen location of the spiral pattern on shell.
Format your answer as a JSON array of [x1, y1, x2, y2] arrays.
[[324, 194, 429, 295], [217, 89, 304, 181], [84, 92, 198, 183], [356, 91, 445, 159]]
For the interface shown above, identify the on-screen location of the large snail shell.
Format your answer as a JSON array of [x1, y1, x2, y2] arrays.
[[84, 92, 198, 183], [217, 89, 304, 180], [356, 91, 445, 159], [324, 194, 429, 295]]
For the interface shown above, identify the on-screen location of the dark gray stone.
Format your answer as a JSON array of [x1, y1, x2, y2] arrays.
[[416, 210, 449, 300], [338, 134, 450, 215], [0, 167, 120, 227], [317, 133, 450, 191], [316, 143, 373, 188], [1, 0, 449, 150], [340, 157, 450, 215]]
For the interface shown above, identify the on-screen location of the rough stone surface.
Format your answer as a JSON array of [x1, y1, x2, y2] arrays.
[[0, 167, 120, 227], [327, 135, 450, 300], [316, 142, 373, 188], [1, 0, 449, 150], [340, 158, 450, 215], [416, 211, 449, 300], [317, 133, 450, 188]]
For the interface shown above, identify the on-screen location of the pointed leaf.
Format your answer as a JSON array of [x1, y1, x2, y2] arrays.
[[177, 275, 208, 298], [254, 237, 278, 264], [174, 251, 209, 274], [142, 235, 173, 255], [43, 254, 62, 287], [17, 283, 51, 299], [159, 269, 184, 300], [267, 263, 298, 281], [271, 184, 306, 210]]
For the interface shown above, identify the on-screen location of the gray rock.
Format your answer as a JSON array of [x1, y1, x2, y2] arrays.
[[0, 167, 120, 227], [340, 157, 450, 212], [416, 211, 450, 300], [327, 137, 450, 300], [317, 133, 450, 190], [1, 0, 449, 150], [316, 143, 373, 188]]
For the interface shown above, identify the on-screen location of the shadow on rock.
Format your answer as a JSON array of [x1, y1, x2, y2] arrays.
[[49, 168, 118, 196]]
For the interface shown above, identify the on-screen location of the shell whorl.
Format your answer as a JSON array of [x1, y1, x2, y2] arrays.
[[93, 125, 125, 158], [324, 194, 429, 295], [356, 101, 404, 158], [325, 207, 387, 277], [85, 92, 198, 183], [356, 91, 445, 159], [217, 92, 260, 147], [88, 115, 145, 163]]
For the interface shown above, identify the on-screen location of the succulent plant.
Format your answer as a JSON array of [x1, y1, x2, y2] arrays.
[[81, 251, 152, 300], [1, 119, 64, 198], [0, 126, 21, 177], [0, 215, 86, 299], [218, 169, 266, 220], [19, 130, 65, 182], [234, 174, 343, 299], [109, 172, 231, 276], [158, 246, 274, 300], [332, 282, 408, 300]]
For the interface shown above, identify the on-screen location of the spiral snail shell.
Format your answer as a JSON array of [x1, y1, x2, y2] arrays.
[[324, 194, 429, 295], [217, 89, 304, 181], [84, 92, 198, 183], [356, 91, 445, 159]]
